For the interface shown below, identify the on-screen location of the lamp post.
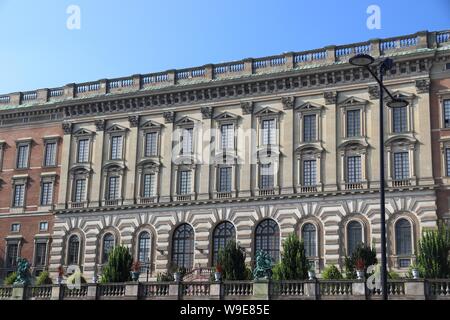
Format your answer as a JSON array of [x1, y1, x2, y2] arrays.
[[349, 54, 408, 300]]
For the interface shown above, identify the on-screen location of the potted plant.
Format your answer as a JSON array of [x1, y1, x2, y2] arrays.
[[410, 262, 420, 279], [173, 266, 185, 282], [214, 264, 223, 282], [56, 265, 64, 284], [307, 262, 316, 280], [355, 258, 365, 280], [130, 261, 141, 281]]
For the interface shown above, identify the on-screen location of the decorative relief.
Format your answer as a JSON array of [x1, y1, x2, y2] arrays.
[[200, 107, 213, 119], [281, 96, 295, 110], [163, 111, 175, 124], [368, 85, 380, 100], [128, 115, 140, 127], [415, 79, 430, 94], [240, 101, 254, 115], [94, 119, 105, 131], [323, 91, 337, 105], [62, 122, 72, 134]]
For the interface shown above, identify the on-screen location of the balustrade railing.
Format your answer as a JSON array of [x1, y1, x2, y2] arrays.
[[223, 281, 253, 297], [0, 95, 11, 104], [108, 78, 134, 89], [270, 281, 305, 297], [181, 282, 211, 297], [0, 286, 13, 299], [62, 284, 88, 299], [49, 88, 64, 97], [294, 49, 327, 64], [436, 31, 450, 44], [392, 179, 411, 187], [76, 82, 100, 93], [142, 73, 170, 84], [139, 282, 170, 298], [22, 92, 37, 101], [27, 285, 53, 299], [214, 62, 245, 74], [427, 280, 450, 297], [98, 283, 126, 298], [319, 280, 353, 296]]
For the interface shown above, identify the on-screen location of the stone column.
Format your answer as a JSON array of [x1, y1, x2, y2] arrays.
[[238, 101, 254, 198], [89, 120, 105, 207], [198, 107, 212, 200], [323, 91, 338, 191], [124, 115, 139, 204], [57, 122, 73, 209], [160, 111, 175, 202], [281, 97, 294, 194]]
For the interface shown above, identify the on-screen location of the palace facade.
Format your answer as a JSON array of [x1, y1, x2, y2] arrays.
[[1, 30, 450, 281]]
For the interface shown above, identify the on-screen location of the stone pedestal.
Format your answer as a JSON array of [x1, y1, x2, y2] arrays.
[[252, 281, 269, 300], [125, 282, 139, 299], [168, 283, 180, 300], [209, 283, 222, 300], [304, 281, 317, 299], [405, 280, 425, 300], [11, 286, 25, 300], [352, 281, 366, 299]]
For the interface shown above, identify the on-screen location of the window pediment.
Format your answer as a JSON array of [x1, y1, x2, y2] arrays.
[[295, 102, 324, 111], [214, 112, 239, 121], [388, 91, 416, 102], [175, 116, 196, 126], [338, 139, 368, 150], [137, 159, 161, 168], [73, 128, 94, 137], [255, 106, 281, 117], [338, 96, 368, 108], [295, 144, 323, 154], [141, 120, 162, 130], [103, 162, 126, 172], [214, 151, 237, 165], [385, 135, 417, 147], [106, 124, 127, 133], [69, 165, 91, 176]]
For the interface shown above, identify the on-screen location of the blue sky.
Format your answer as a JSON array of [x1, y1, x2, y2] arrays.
[[0, 0, 448, 94]]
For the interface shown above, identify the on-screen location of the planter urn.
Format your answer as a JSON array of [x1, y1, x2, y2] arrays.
[[174, 272, 181, 282], [131, 271, 140, 282], [308, 270, 316, 280], [412, 269, 419, 280], [214, 272, 222, 282], [356, 270, 364, 280]]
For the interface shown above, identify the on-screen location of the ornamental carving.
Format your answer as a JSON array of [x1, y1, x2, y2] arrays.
[[200, 107, 213, 119], [368, 85, 379, 100], [240, 101, 254, 115], [128, 115, 140, 127], [281, 96, 295, 110], [62, 122, 72, 134], [94, 119, 105, 131], [415, 79, 430, 94], [163, 111, 175, 124], [323, 91, 337, 105]]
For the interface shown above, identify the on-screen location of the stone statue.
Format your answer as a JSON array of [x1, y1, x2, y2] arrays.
[[252, 250, 273, 280], [14, 257, 31, 286]]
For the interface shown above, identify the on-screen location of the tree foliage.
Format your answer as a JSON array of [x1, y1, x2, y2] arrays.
[[100, 245, 133, 283], [272, 233, 309, 280], [217, 241, 249, 280], [416, 224, 450, 278], [344, 243, 377, 279], [322, 265, 343, 280]]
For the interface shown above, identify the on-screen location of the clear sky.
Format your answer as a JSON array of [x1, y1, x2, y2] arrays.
[[0, 0, 449, 94]]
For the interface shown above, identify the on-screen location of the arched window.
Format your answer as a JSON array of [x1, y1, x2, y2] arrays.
[[102, 233, 115, 263], [395, 218, 412, 255], [172, 224, 194, 269], [347, 221, 363, 255], [302, 223, 317, 257], [212, 222, 236, 266], [68, 235, 80, 265], [138, 231, 151, 268], [255, 219, 280, 263]]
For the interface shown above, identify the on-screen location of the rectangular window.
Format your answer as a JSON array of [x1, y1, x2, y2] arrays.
[[179, 170, 191, 195], [107, 176, 120, 200], [11, 223, 20, 232], [40, 182, 53, 206], [446, 148, 450, 176], [143, 174, 156, 197], [218, 167, 232, 192], [74, 179, 86, 203], [44, 142, 57, 166], [260, 163, 274, 189], [6, 243, 18, 268], [347, 156, 362, 183], [181, 128, 193, 154], [393, 152, 410, 180], [39, 222, 48, 232], [16, 144, 29, 169], [444, 100, 450, 128], [110, 136, 123, 160], [77, 139, 89, 163], [392, 107, 407, 133], [34, 242, 47, 267], [220, 124, 234, 150], [262, 119, 276, 145], [346, 110, 361, 137], [13, 184, 25, 207], [145, 132, 158, 157], [303, 160, 317, 186], [303, 115, 317, 142]]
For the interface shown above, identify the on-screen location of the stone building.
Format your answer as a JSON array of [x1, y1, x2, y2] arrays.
[[0, 30, 449, 282]]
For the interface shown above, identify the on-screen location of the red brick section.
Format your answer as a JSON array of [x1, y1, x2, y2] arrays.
[[430, 78, 450, 220], [0, 123, 62, 274]]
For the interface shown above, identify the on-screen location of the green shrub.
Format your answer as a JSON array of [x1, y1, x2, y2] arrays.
[[217, 241, 247, 280], [100, 245, 133, 283], [415, 224, 450, 278], [4, 272, 16, 285], [405, 263, 426, 279], [322, 265, 343, 280], [388, 271, 401, 280], [35, 271, 52, 285], [157, 272, 174, 282], [272, 233, 309, 280], [344, 243, 377, 279]]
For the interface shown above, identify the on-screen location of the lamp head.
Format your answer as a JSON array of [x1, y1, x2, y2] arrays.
[[349, 54, 375, 67], [387, 99, 409, 108]]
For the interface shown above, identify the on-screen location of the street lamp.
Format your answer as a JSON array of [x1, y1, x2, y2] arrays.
[[349, 53, 408, 300]]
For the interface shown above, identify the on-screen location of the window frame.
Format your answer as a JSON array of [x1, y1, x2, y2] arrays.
[[254, 219, 280, 263], [15, 141, 31, 169], [42, 138, 59, 167], [171, 224, 195, 269]]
